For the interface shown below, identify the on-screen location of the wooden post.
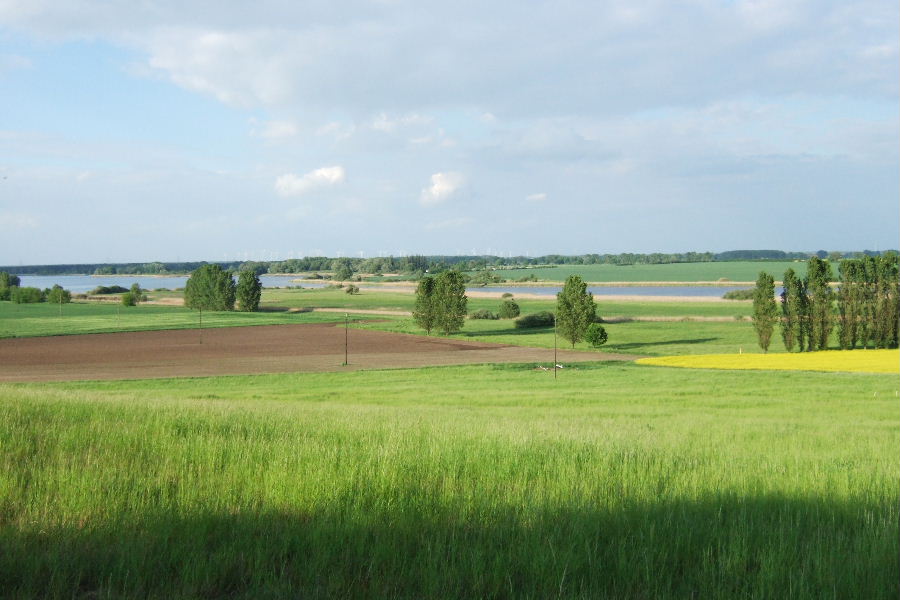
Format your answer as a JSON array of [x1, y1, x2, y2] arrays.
[[344, 312, 349, 366]]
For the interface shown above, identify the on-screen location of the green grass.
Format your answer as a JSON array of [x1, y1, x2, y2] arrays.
[[357, 316, 783, 356], [1, 364, 897, 598], [0, 301, 348, 339], [490, 261, 809, 282]]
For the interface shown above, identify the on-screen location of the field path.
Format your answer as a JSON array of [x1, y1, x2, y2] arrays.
[[0, 323, 634, 382]]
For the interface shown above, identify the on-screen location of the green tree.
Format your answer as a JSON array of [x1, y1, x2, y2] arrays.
[[498, 299, 520, 319], [121, 291, 136, 306], [585, 323, 608, 347], [556, 275, 596, 347], [236, 270, 262, 312], [837, 259, 862, 350], [413, 276, 437, 334], [129, 283, 144, 305], [184, 264, 236, 311], [805, 257, 834, 351], [46, 284, 71, 305], [332, 258, 354, 281], [0, 271, 20, 301], [433, 271, 468, 335], [11, 287, 44, 303], [752, 271, 778, 352]]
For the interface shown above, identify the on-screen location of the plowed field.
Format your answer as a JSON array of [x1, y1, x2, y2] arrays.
[[0, 323, 633, 382]]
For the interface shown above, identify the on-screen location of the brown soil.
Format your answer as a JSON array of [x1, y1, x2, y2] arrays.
[[0, 323, 635, 383]]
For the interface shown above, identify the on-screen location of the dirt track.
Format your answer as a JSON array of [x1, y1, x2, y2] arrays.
[[0, 324, 634, 382]]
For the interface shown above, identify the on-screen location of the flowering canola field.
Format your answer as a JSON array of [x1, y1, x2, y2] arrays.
[[636, 349, 899, 374]]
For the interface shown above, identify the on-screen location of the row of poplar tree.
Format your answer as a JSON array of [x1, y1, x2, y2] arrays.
[[752, 254, 899, 352]]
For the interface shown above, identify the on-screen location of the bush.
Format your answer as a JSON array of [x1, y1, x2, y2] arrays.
[[501, 292, 514, 298], [517, 274, 538, 282], [46, 285, 72, 304], [469, 271, 505, 286], [121, 292, 136, 306], [723, 289, 755, 300], [586, 323, 608, 347], [12, 287, 44, 303], [345, 284, 360, 295], [514, 311, 555, 329], [498, 299, 520, 319], [91, 285, 129, 295], [469, 309, 499, 320]]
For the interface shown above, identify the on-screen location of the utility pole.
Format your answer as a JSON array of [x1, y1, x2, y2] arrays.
[[343, 312, 349, 366], [199, 307, 203, 345], [554, 315, 558, 380]]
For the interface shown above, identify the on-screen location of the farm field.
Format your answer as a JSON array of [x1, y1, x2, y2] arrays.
[[0, 323, 628, 382], [638, 349, 900, 374], [2, 364, 897, 598], [488, 260, 808, 283], [0, 300, 346, 339]]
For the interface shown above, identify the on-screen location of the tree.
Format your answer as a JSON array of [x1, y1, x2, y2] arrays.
[[780, 269, 803, 352], [556, 275, 596, 348], [433, 271, 468, 335], [498, 299, 520, 319], [11, 287, 44, 303], [806, 257, 834, 351], [129, 283, 144, 305], [331, 258, 354, 281], [236, 270, 262, 312], [184, 264, 236, 311], [837, 260, 861, 350], [585, 323, 608, 347], [121, 291, 136, 306], [752, 271, 777, 352], [46, 284, 71, 305], [413, 276, 437, 334], [0, 271, 20, 301]]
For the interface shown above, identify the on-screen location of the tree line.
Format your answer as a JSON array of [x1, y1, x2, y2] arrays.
[[751, 254, 899, 352], [5, 249, 896, 277]]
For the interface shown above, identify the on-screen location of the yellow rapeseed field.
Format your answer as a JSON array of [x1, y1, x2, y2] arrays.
[[636, 349, 900, 374]]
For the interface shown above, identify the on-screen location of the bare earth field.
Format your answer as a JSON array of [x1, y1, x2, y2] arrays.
[[0, 323, 633, 382]]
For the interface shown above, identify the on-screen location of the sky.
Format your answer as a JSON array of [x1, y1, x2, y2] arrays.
[[0, 0, 897, 264]]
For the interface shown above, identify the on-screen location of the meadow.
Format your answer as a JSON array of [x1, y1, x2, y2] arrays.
[[488, 261, 808, 283], [1, 363, 897, 598]]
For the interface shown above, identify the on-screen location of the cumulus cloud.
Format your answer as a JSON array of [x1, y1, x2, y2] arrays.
[[275, 166, 345, 197], [420, 172, 464, 206]]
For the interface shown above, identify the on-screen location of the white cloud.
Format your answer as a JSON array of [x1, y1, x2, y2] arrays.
[[526, 192, 547, 202], [420, 172, 464, 206], [274, 166, 345, 197], [252, 119, 298, 139], [0, 54, 32, 73]]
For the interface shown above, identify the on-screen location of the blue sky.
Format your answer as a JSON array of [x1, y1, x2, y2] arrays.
[[0, 0, 897, 264]]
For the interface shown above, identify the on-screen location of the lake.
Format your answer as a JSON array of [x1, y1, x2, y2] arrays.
[[14, 275, 757, 297]]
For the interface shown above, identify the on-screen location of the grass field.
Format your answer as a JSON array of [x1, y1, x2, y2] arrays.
[[0, 301, 349, 339], [638, 349, 900, 374], [2, 363, 897, 598], [489, 261, 809, 282]]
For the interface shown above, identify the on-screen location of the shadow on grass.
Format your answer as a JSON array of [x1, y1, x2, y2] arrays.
[[1, 493, 895, 599], [607, 337, 718, 350]]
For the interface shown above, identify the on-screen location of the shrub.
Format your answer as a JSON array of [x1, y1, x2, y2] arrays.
[[469, 309, 498, 320], [498, 299, 520, 319], [586, 323, 608, 347], [501, 292, 514, 298], [89, 285, 129, 295], [345, 284, 360, 295], [12, 287, 44, 303], [121, 292, 136, 306], [514, 311, 555, 329], [469, 271, 505, 286], [517, 274, 538, 282], [46, 285, 72, 304], [723, 289, 755, 300]]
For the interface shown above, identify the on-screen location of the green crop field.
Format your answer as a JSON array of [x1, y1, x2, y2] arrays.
[[2, 364, 897, 598], [489, 261, 809, 283], [0, 301, 349, 339]]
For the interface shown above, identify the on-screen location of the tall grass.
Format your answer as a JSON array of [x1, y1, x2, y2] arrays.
[[1, 364, 897, 598]]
